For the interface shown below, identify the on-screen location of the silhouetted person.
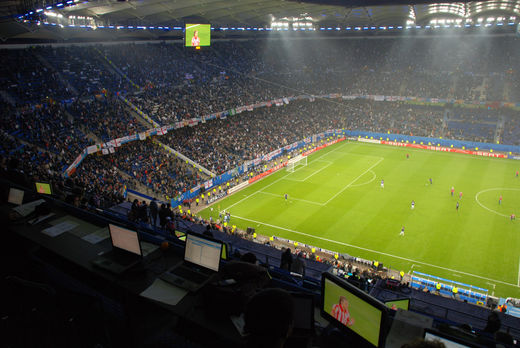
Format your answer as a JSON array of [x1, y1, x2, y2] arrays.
[[159, 203, 168, 228], [149, 198, 158, 227], [280, 248, 293, 271], [244, 288, 294, 348], [291, 252, 306, 276], [483, 312, 501, 334]]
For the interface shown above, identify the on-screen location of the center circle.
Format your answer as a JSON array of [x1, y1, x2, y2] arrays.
[[474, 188, 520, 218]]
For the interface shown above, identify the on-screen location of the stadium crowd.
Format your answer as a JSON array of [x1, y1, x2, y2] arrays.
[[1, 36, 519, 207]]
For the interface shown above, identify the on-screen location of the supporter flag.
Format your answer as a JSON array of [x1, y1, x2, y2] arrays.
[[87, 144, 101, 154], [246, 105, 253, 112], [139, 132, 146, 141], [283, 97, 289, 105], [122, 185, 127, 199], [114, 138, 122, 147], [229, 108, 236, 116], [275, 99, 283, 107], [157, 126, 168, 136], [309, 96, 315, 102], [185, 73, 194, 80]]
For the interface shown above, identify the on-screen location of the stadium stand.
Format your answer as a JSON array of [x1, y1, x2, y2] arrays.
[[2, 32, 520, 347]]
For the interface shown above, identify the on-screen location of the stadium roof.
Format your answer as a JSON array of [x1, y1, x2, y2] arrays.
[[0, 0, 519, 42]]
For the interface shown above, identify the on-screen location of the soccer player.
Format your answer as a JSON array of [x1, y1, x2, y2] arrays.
[[411, 200, 415, 210], [511, 213, 516, 221], [399, 226, 405, 236], [191, 30, 200, 47], [499, 195, 503, 205], [331, 296, 355, 327], [459, 191, 463, 199], [516, 170, 519, 178], [406, 153, 410, 159], [284, 193, 288, 202], [429, 178, 433, 185], [456, 201, 459, 211], [451, 186, 455, 197], [381, 179, 384, 189]]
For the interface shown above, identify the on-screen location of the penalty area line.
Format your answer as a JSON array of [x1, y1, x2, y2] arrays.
[[222, 141, 350, 213], [323, 157, 383, 205], [231, 214, 520, 289]]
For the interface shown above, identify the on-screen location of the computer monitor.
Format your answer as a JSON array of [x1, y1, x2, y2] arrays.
[[108, 224, 142, 256], [175, 230, 187, 241], [8, 187, 24, 205], [423, 328, 475, 348], [321, 272, 388, 347], [35, 182, 52, 195], [385, 298, 410, 311], [184, 233, 222, 272]]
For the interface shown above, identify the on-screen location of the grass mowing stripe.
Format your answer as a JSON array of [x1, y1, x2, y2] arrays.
[[221, 141, 352, 212], [231, 214, 520, 289], [258, 191, 324, 206], [299, 162, 332, 182], [202, 140, 520, 297], [323, 157, 384, 205]]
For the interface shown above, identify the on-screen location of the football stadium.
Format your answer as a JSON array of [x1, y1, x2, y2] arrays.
[[1, 0, 520, 347]]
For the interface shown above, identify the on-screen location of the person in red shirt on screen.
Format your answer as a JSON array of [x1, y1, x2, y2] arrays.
[[191, 30, 200, 47], [331, 296, 355, 327]]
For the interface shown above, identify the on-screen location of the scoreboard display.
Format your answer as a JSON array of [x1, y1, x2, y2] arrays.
[[185, 24, 211, 47]]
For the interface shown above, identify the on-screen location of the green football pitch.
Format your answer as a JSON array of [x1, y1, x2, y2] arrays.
[[200, 141, 520, 298]]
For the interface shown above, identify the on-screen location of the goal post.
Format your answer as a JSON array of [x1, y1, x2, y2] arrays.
[[286, 154, 307, 172]]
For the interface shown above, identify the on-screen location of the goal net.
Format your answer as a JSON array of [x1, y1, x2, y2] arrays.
[[286, 154, 307, 172]]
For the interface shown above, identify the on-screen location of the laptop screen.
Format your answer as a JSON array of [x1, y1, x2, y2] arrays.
[[35, 182, 52, 195], [424, 329, 473, 348], [184, 233, 222, 271], [108, 224, 142, 256], [8, 188, 24, 205]]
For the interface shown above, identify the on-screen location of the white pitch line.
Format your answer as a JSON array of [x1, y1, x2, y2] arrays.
[[258, 191, 324, 206], [222, 141, 350, 213], [323, 157, 384, 205], [475, 188, 520, 218], [231, 214, 520, 289], [299, 162, 332, 181], [221, 191, 259, 213], [284, 162, 333, 183], [350, 169, 377, 188]]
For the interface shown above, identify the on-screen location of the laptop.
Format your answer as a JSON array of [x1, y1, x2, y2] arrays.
[[160, 232, 223, 292], [423, 328, 481, 348], [8, 187, 24, 206], [91, 224, 143, 274], [285, 292, 315, 347]]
